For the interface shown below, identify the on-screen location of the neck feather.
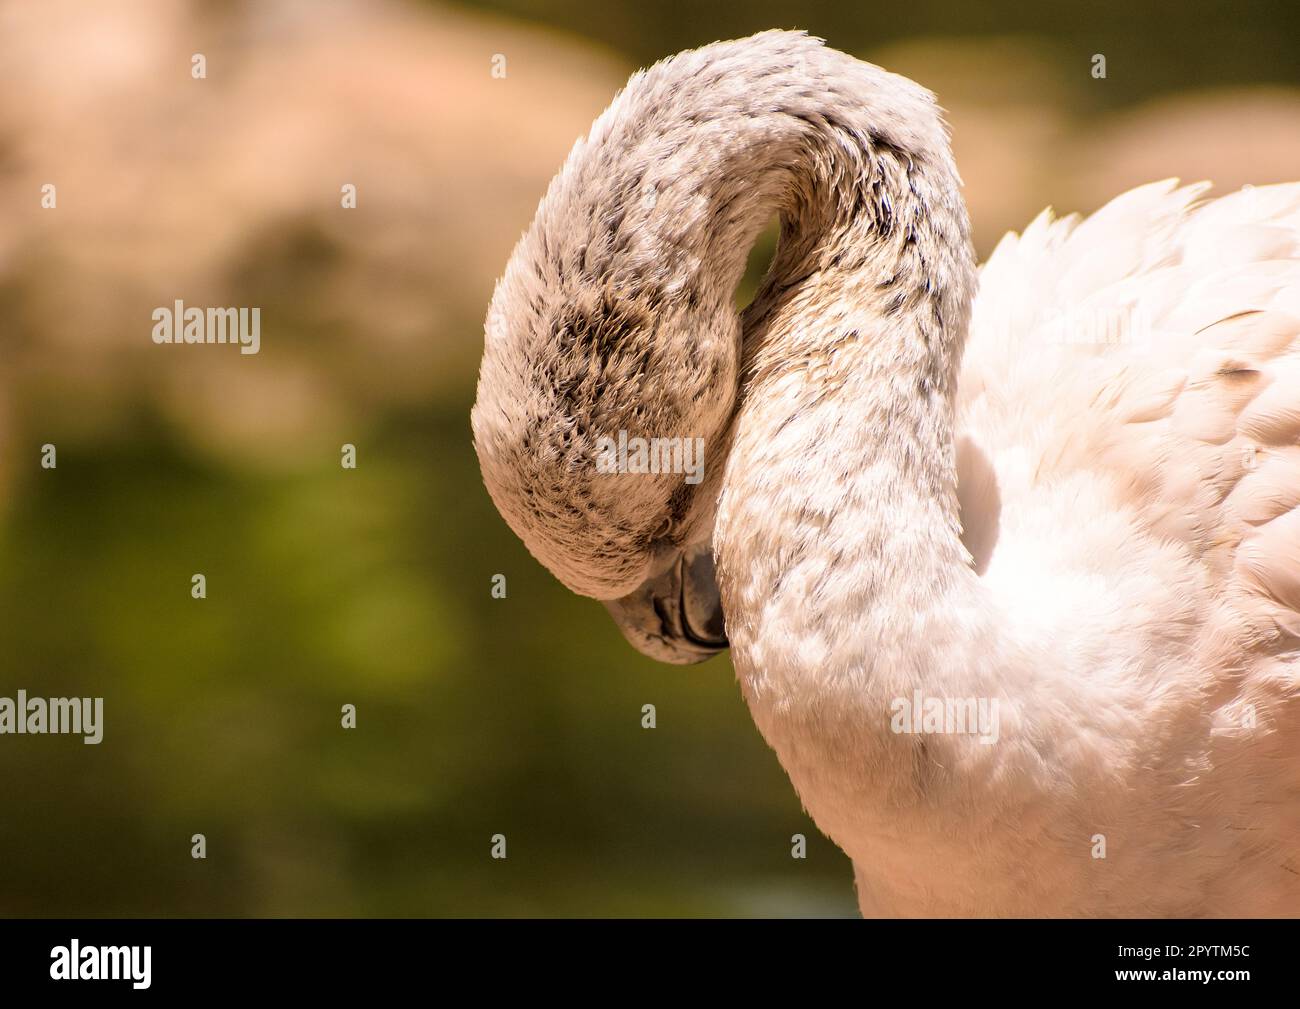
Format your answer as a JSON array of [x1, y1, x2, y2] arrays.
[[701, 66, 997, 862], [670, 40, 981, 674]]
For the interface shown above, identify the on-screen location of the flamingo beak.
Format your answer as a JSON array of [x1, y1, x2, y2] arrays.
[[601, 544, 728, 665]]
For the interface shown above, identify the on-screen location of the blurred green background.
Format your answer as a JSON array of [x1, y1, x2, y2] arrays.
[[0, 0, 1296, 916]]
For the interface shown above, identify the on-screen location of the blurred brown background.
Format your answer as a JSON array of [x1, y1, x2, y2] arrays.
[[0, 0, 1296, 916]]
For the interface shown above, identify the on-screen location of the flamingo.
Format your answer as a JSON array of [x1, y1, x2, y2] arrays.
[[471, 30, 1300, 916]]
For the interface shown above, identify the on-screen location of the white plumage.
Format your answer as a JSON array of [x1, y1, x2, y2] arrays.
[[932, 179, 1300, 915], [472, 31, 1300, 916]]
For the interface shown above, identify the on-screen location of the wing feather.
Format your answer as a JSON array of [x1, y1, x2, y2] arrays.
[[960, 180, 1300, 643], [955, 181, 1300, 912]]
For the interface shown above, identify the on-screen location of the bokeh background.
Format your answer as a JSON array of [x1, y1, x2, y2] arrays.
[[1, 0, 1297, 916]]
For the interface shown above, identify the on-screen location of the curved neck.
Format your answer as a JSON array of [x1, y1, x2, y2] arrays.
[[662, 41, 980, 666], [692, 51, 990, 860], [488, 32, 977, 612], [538, 33, 981, 642], [560, 35, 976, 569]]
